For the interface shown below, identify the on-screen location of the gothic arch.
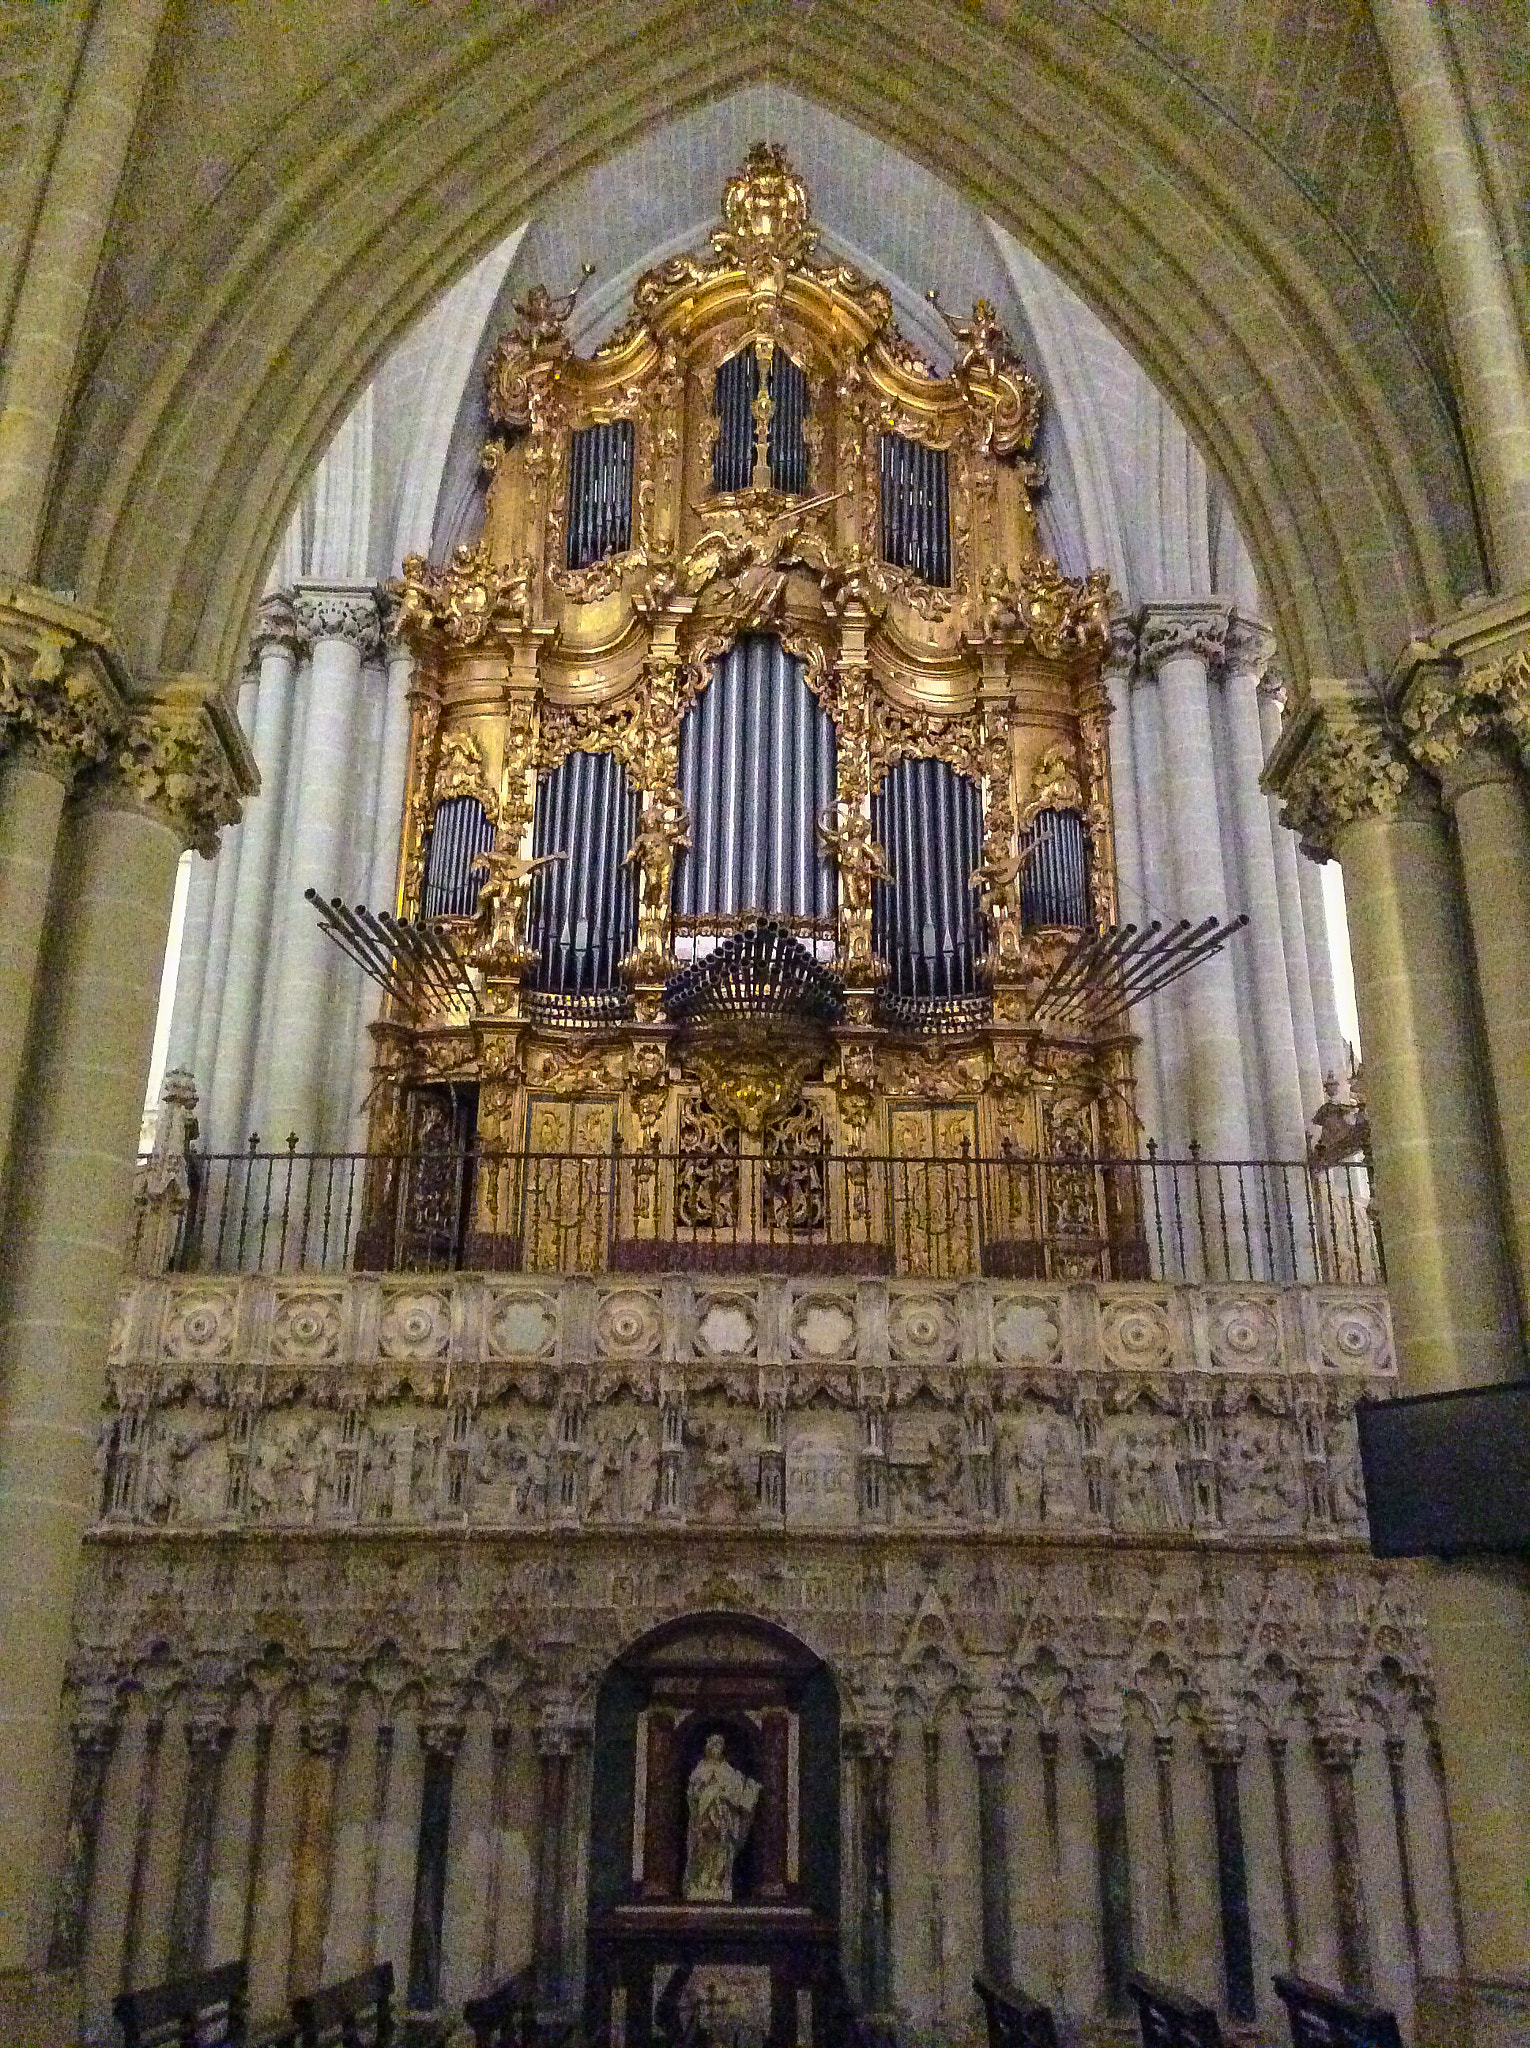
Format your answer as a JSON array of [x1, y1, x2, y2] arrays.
[[37, 0, 1471, 695]]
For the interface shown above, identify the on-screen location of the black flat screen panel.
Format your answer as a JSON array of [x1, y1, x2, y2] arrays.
[[1357, 1381, 1530, 1557]]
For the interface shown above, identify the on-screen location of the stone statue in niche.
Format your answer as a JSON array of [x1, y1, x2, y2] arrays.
[[683, 1734, 761, 1903]]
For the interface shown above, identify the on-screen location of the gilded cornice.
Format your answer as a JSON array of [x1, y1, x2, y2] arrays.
[[1260, 685, 1411, 862]]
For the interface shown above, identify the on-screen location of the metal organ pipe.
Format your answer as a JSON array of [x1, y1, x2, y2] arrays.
[[422, 795, 495, 921], [1021, 808, 1092, 928], [873, 758, 982, 999], [566, 421, 635, 569], [878, 432, 952, 587], [528, 751, 637, 993], [712, 349, 809, 494], [676, 635, 835, 940]]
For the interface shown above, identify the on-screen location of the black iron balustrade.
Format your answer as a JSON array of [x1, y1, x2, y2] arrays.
[[133, 1138, 1381, 1286]]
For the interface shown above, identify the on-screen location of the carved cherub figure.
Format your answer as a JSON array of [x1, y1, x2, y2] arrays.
[[623, 792, 692, 921], [927, 290, 1011, 383], [816, 800, 890, 914], [513, 264, 595, 350], [469, 837, 566, 973]]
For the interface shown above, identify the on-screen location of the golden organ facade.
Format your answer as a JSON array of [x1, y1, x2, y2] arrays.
[[375, 145, 1132, 1280]]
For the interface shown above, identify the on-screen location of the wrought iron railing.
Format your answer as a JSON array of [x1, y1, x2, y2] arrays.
[[132, 1141, 1381, 1286]]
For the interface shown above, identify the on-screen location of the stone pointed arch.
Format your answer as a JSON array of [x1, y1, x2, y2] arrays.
[[39, 0, 1471, 696]]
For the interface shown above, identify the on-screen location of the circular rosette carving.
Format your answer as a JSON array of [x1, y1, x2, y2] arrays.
[[1318, 1298, 1393, 1375], [378, 1291, 449, 1362], [269, 1290, 341, 1362], [790, 1293, 857, 1362], [1209, 1297, 1279, 1371], [694, 1294, 757, 1361], [1100, 1297, 1174, 1370], [887, 1293, 959, 1365], [595, 1289, 662, 1358], [161, 1289, 236, 1361]]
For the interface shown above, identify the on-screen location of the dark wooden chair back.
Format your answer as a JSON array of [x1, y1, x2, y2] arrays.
[[289, 1962, 394, 2048], [463, 1965, 538, 2048], [974, 1972, 1062, 2048], [1273, 1975, 1404, 2048], [114, 1960, 250, 2048], [1126, 1973, 1224, 2048]]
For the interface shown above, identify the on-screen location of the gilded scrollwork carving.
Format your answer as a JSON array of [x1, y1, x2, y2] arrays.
[[485, 266, 595, 431], [925, 292, 1043, 457], [390, 543, 535, 649]]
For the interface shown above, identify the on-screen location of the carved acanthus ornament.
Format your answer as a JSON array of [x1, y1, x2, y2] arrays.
[[294, 587, 383, 658], [431, 728, 498, 824], [250, 589, 310, 661], [1020, 745, 1085, 825], [484, 265, 595, 431], [1261, 697, 1411, 863], [1401, 642, 1530, 783], [1223, 611, 1277, 681], [976, 560, 1111, 660], [108, 685, 252, 857], [0, 583, 125, 782], [1137, 605, 1228, 674]]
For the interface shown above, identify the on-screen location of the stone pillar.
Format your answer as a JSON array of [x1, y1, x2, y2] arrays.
[[1383, 1732, 1424, 1977], [1265, 1732, 1301, 1970], [0, 681, 248, 1972], [1221, 615, 1308, 1163], [478, 1723, 512, 1992], [121, 1709, 166, 1991], [191, 663, 259, 1107], [407, 1709, 462, 2014], [207, 593, 307, 1152], [364, 1721, 395, 1969], [1256, 673, 1325, 1110], [0, 588, 124, 1220], [1316, 1723, 1373, 2001], [1372, 0, 1530, 589], [288, 1692, 348, 1998], [1201, 1719, 1255, 2023], [257, 586, 378, 1151], [533, 1718, 572, 2011], [166, 1695, 234, 1975], [857, 1718, 894, 2017], [1084, 1717, 1133, 2018], [756, 1708, 791, 1902], [240, 1713, 277, 1965], [640, 1709, 680, 1900], [1127, 631, 1187, 1155], [46, 1686, 120, 1973], [966, 1701, 1013, 1983], [1267, 685, 1522, 1389], [1138, 604, 1253, 1163]]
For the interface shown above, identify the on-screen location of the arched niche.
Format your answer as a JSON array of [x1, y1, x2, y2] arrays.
[[586, 1611, 840, 2047]]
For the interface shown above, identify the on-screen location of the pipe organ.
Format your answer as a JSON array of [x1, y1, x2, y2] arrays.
[[381, 143, 1125, 1270]]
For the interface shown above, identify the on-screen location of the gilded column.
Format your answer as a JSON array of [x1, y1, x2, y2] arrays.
[[408, 1706, 464, 2014], [1137, 603, 1254, 1163], [206, 592, 307, 1152], [46, 1683, 121, 1973], [166, 1691, 234, 1975], [257, 586, 379, 1151], [0, 587, 123, 1217], [1221, 613, 1308, 1163], [966, 1697, 1014, 1983], [288, 1689, 348, 1997], [0, 681, 249, 1972]]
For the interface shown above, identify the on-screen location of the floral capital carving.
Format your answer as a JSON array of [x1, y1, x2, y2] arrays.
[[294, 586, 383, 658], [1224, 611, 1277, 680], [1261, 697, 1411, 862], [1137, 604, 1228, 674], [250, 589, 310, 660], [107, 695, 249, 856], [1402, 643, 1530, 785], [0, 588, 125, 782]]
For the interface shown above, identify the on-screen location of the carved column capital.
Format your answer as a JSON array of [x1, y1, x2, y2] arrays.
[[295, 583, 383, 659], [250, 589, 310, 660], [68, 1682, 122, 1757], [1136, 601, 1228, 674], [0, 583, 126, 783], [1224, 610, 1277, 680], [97, 680, 256, 856], [1315, 1720, 1363, 1771], [300, 1688, 350, 1758], [1402, 644, 1530, 791], [1200, 1709, 1247, 1767], [1260, 684, 1414, 862], [420, 1706, 466, 1759], [185, 1690, 236, 1758], [1105, 609, 1137, 679], [964, 1691, 1013, 1760]]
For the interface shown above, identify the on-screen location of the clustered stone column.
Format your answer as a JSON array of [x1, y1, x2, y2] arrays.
[[288, 1688, 349, 1997], [1115, 599, 1344, 1171], [1266, 643, 1530, 1978], [0, 596, 252, 1971]]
